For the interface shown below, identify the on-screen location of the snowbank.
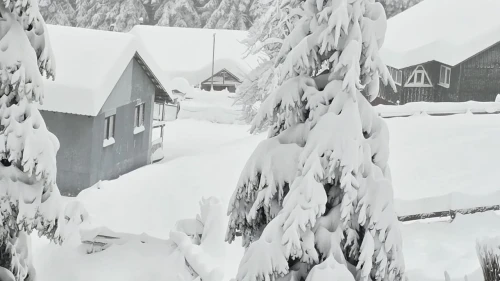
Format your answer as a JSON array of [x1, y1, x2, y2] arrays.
[[402, 212, 500, 281], [178, 89, 244, 124], [375, 101, 500, 118]]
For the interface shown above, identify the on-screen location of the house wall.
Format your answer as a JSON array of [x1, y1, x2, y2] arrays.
[[44, 57, 155, 196], [379, 61, 460, 104], [200, 84, 237, 92], [379, 43, 500, 104], [458, 42, 500, 102], [40, 111, 94, 196], [89, 58, 155, 189]]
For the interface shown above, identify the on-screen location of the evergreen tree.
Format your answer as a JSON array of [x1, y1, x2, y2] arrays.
[[0, 0, 87, 279], [201, 0, 254, 30], [226, 1, 405, 281], [40, 0, 77, 26], [233, 0, 292, 125], [379, 0, 423, 18], [154, 0, 203, 28], [75, 0, 148, 32]]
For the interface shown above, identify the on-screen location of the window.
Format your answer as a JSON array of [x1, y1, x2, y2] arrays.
[[439, 65, 451, 88], [103, 114, 115, 147], [134, 103, 145, 127], [390, 67, 403, 85], [405, 65, 432, 87], [134, 103, 145, 134]]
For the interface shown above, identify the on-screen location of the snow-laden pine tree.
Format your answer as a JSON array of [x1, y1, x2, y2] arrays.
[[75, 0, 148, 32], [233, 0, 295, 126], [0, 0, 87, 280], [39, 0, 76, 26], [154, 0, 203, 28], [379, 0, 423, 18], [226, 0, 405, 281], [192, 0, 255, 30]]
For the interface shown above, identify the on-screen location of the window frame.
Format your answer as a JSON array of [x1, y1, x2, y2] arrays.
[[134, 103, 145, 128], [439, 65, 452, 88], [104, 114, 115, 140], [405, 65, 433, 87]]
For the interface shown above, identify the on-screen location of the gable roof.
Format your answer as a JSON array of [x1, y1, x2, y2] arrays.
[[380, 0, 500, 69], [39, 25, 170, 116], [129, 25, 265, 86], [201, 68, 242, 84]]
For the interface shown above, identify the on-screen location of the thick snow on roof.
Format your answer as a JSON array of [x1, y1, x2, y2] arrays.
[[380, 0, 500, 69], [40, 25, 169, 116], [129, 25, 264, 86]]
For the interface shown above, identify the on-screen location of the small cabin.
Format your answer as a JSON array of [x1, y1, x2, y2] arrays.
[[40, 25, 171, 196], [200, 68, 242, 92]]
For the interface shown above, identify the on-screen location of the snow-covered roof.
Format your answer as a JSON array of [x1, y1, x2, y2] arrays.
[[380, 0, 500, 69], [40, 25, 170, 116], [129, 25, 265, 86]]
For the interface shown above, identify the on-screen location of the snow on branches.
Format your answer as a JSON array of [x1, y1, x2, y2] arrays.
[[226, 1, 404, 281], [0, 0, 86, 280]]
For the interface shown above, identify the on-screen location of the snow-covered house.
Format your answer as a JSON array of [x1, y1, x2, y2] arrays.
[[39, 25, 171, 196], [378, 0, 500, 104], [129, 25, 262, 93], [199, 67, 242, 92]]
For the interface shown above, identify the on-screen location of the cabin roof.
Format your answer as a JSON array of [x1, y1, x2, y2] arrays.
[[129, 25, 265, 85], [40, 25, 170, 116], [380, 0, 500, 69], [201, 68, 242, 85]]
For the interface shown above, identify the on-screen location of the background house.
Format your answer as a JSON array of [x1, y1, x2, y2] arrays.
[[200, 68, 242, 92], [39, 25, 170, 196], [129, 26, 264, 92], [378, 0, 500, 104]]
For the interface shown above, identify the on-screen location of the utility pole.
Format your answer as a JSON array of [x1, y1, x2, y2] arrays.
[[211, 32, 216, 91]]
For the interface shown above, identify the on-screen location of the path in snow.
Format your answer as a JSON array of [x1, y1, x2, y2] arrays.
[[158, 119, 253, 163]]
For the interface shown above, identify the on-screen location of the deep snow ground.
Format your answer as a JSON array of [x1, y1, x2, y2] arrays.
[[30, 92, 500, 281], [388, 113, 500, 200], [158, 119, 254, 163]]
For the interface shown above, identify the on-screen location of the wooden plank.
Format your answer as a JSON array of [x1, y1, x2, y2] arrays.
[[398, 204, 500, 222]]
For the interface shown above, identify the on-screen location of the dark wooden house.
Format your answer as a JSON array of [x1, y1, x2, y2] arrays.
[[378, 0, 500, 104], [200, 68, 242, 92]]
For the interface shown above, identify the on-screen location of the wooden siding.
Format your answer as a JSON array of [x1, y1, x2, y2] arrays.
[[379, 62, 436, 104], [459, 42, 500, 102], [379, 60, 463, 104]]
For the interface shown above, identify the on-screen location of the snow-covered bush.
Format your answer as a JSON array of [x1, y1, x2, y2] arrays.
[[170, 196, 226, 281], [226, 0, 404, 281], [477, 237, 500, 281], [169, 77, 194, 100], [0, 1, 87, 279]]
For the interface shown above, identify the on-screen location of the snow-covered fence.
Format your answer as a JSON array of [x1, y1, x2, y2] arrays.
[[375, 101, 500, 118], [395, 191, 500, 222]]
